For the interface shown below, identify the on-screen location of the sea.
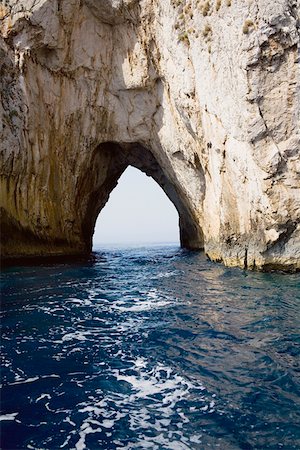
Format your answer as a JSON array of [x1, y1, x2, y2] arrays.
[[1, 243, 300, 450]]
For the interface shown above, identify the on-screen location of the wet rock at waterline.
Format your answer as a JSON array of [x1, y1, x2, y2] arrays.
[[0, 0, 299, 270]]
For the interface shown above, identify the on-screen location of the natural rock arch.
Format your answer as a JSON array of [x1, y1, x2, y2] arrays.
[[1, 0, 299, 271], [80, 142, 204, 252], [1, 138, 205, 259]]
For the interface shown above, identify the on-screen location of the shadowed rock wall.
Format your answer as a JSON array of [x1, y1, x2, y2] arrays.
[[0, 0, 299, 270]]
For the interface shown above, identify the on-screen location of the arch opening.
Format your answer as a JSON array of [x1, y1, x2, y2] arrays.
[[92, 166, 180, 248], [79, 141, 204, 253]]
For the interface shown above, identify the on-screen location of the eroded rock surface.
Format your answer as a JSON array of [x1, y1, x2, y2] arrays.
[[0, 0, 299, 270]]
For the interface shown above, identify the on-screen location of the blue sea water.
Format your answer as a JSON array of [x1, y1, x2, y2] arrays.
[[1, 244, 300, 450]]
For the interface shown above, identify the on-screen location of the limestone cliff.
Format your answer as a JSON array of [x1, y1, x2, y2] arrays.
[[0, 0, 299, 270]]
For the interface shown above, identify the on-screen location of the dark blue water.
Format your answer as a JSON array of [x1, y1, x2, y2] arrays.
[[1, 244, 300, 450]]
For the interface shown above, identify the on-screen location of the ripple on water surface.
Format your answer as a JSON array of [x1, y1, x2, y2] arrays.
[[1, 245, 300, 449]]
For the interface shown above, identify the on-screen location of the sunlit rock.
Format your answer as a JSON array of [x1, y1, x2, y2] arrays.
[[0, 0, 299, 271]]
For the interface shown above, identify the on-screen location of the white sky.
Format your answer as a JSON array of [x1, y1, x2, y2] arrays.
[[93, 166, 180, 246]]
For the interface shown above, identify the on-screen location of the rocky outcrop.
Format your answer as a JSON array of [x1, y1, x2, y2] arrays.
[[0, 0, 299, 270]]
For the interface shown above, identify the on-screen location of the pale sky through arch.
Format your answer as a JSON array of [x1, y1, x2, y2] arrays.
[[92, 166, 180, 247]]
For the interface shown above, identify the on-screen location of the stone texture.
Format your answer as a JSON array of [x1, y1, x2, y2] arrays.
[[0, 0, 299, 270]]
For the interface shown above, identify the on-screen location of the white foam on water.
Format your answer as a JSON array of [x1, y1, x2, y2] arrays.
[[88, 419, 102, 427], [14, 369, 25, 381], [73, 356, 213, 449], [78, 406, 104, 416], [62, 332, 87, 342], [75, 422, 102, 450], [178, 411, 189, 423], [113, 368, 190, 400], [9, 376, 39, 386], [190, 434, 202, 443], [67, 298, 85, 304], [155, 270, 179, 279], [110, 289, 175, 313], [120, 433, 192, 450], [101, 419, 115, 428], [68, 347, 82, 354], [93, 317, 108, 323], [36, 393, 51, 402], [41, 374, 60, 378], [45, 402, 53, 412], [60, 435, 71, 448], [113, 317, 142, 333], [27, 422, 48, 428], [124, 298, 172, 312], [133, 356, 148, 369], [0, 413, 18, 421], [64, 417, 76, 427]]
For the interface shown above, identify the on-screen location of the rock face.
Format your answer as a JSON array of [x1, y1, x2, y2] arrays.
[[0, 0, 299, 270]]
